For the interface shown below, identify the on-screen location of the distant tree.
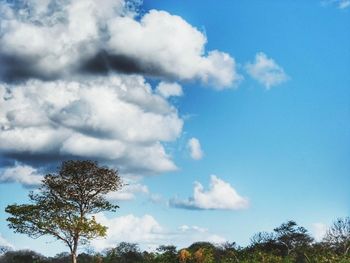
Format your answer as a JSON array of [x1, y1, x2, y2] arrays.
[[217, 242, 239, 263], [155, 245, 177, 263], [179, 249, 191, 263], [323, 217, 350, 256], [250, 231, 278, 252], [105, 242, 143, 263], [0, 246, 11, 255], [142, 251, 157, 263], [187, 242, 216, 253], [273, 220, 313, 256], [193, 247, 215, 263], [5, 160, 122, 263], [50, 252, 71, 263], [0, 249, 48, 263]]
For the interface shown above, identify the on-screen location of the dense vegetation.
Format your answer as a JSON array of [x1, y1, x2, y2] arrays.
[[1, 217, 349, 263]]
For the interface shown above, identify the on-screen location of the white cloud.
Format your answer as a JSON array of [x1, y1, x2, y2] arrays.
[[90, 213, 226, 251], [339, 0, 350, 8], [312, 223, 328, 241], [0, 75, 182, 177], [0, 0, 127, 79], [0, 163, 43, 187], [107, 10, 241, 88], [170, 175, 249, 210], [0, 0, 243, 184], [0, 0, 240, 88], [245, 52, 288, 89], [187, 137, 204, 160], [322, 0, 350, 9], [106, 183, 149, 201], [177, 225, 226, 244], [156, 82, 183, 98], [0, 233, 14, 249]]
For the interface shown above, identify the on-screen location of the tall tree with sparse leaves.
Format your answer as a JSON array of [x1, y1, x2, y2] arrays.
[[324, 217, 350, 256], [5, 160, 122, 263]]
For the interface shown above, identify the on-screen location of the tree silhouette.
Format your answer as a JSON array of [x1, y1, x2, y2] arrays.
[[5, 160, 122, 263], [324, 217, 350, 256], [273, 220, 313, 256]]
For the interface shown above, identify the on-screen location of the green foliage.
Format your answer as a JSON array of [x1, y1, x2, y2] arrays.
[[0, 250, 48, 263], [273, 220, 314, 256], [5, 160, 122, 263], [1, 239, 350, 263], [154, 245, 177, 263], [104, 242, 143, 263]]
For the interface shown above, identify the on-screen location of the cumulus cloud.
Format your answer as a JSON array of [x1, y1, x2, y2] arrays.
[[156, 82, 183, 98], [0, 75, 182, 177], [187, 137, 204, 160], [90, 213, 226, 251], [312, 223, 328, 241], [0, 0, 240, 88], [170, 175, 249, 210], [0, 0, 242, 186], [245, 52, 289, 89], [106, 10, 241, 88], [0, 163, 43, 187], [106, 183, 149, 201]]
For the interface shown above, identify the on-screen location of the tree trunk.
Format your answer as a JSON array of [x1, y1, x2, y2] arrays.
[[344, 244, 349, 256], [71, 237, 79, 263], [71, 252, 77, 263]]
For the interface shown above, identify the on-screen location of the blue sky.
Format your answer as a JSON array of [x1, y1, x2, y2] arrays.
[[0, 0, 349, 256]]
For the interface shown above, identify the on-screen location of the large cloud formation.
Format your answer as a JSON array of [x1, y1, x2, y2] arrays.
[[0, 0, 240, 87], [0, 0, 240, 185], [0, 76, 182, 176]]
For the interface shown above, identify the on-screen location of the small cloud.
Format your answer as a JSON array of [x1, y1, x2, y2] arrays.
[[170, 175, 249, 210], [156, 82, 183, 98], [322, 0, 350, 9], [187, 137, 204, 160], [0, 163, 43, 187], [149, 193, 166, 205], [106, 183, 149, 201], [245, 52, 289, 89], [312, 223, 328, 241]]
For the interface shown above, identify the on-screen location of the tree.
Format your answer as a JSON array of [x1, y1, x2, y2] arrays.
[[5, 160, 122, 263], [250, 231, 278, 252], [156, 245, 177, 263], [273, 220, 313, 256], [0, 249, 48, 263], [323, 217, 350, 256], [179, 249, 191, 263], [105, 242, 143, 263], [0, 246, 11, 255], [216, 242, 239, 263]]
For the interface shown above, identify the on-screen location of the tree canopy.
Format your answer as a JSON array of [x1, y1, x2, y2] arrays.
[[5, 160, 122, 263]]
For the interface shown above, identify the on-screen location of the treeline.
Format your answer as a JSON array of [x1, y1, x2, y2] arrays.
[[1, 217, 349, 263]]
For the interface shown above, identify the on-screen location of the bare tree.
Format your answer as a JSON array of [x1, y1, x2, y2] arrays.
[[324, 217, 350, 256]]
